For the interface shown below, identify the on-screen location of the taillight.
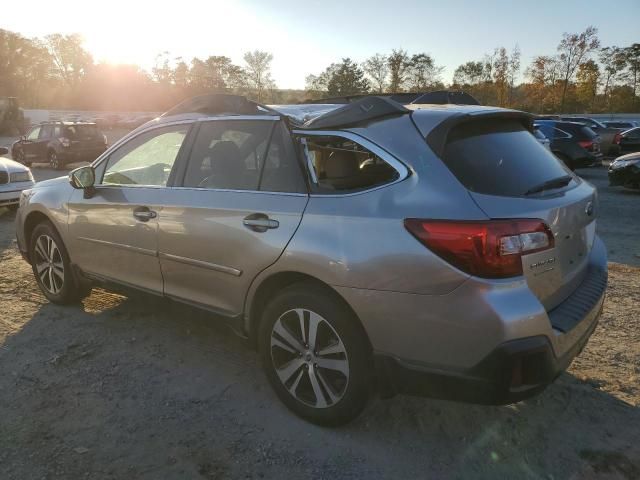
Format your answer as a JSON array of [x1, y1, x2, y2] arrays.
[[613, 133, 622, 145], [578, 140, 593, 150], [59, 137, 70, 148], [404, 219, 554, 279]]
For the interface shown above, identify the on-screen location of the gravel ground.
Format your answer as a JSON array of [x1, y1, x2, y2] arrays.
[[0, 164, 638, 479]]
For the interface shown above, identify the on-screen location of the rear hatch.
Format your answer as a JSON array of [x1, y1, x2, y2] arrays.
[[417, 112, 597, 311]]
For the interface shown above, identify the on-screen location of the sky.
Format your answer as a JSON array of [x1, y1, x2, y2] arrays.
[[3, 0, 639, 89]]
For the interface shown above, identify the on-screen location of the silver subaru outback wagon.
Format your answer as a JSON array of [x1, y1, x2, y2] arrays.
[[15, 94, 607, 425]]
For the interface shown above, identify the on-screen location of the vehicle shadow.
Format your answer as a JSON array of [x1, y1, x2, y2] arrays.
[[1, 289, 638, 480]]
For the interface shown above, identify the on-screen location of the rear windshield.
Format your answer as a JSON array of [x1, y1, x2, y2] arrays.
[[443, 119, 571, 197], [64, 125, 99, 138]]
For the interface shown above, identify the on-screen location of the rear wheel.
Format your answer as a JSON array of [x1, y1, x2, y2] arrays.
[[259, 283, 371, 426], [29, 222, 90, 304], [48, 150, 61, 170]]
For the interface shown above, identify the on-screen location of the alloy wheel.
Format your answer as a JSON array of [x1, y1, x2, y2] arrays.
[[34, 234, 65, 295], [49, 152, 59, 169], [270, 308, 350, 409]]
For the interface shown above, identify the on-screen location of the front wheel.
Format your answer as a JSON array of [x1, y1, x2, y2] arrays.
[[29, 222, 89, 304], [259, 283, 371, 426]]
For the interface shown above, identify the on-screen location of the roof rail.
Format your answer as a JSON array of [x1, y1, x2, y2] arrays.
[[161, 94, 278, 118], [302, 90, 480, 106]]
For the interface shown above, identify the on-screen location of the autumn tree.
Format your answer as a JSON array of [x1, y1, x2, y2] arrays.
[[556, 26, 600, 110], [576, 60, 600, 110], [624, 43, 640, 109]]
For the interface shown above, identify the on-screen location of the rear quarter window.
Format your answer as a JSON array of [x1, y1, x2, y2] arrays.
[[443, 119, 571, 197]]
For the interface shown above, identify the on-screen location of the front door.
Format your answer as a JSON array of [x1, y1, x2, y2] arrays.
[[67, 123, 191, 293], [22, 126, 44, 161], [158, 118, 308, 316]]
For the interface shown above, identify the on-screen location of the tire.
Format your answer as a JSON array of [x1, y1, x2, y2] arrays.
[[48, 150, 61, 170], [14, 148, 26, 165], [29, 221, 90, 304], [258, 282, 371, 426]]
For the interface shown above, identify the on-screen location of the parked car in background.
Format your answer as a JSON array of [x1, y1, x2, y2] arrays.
[[533, 126, 551, 150], [608, 151, 640, 190], [15, 94, 607, 425], [612, 127, 640, 154], [0, 146, 35, 209], [11, 121, 108, 170], [602, 120, 638, 130], [560, 116, 618, 155], [534, 120, 603, 170]]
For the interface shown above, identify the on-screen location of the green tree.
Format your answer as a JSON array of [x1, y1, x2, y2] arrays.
[[326, 58, 369, 96], [387, 49, 410, 92], [363, 54, 388, 93], [45, 33, 92, 88], [243, 50, 274, 102], [406, 53, 443, 91]]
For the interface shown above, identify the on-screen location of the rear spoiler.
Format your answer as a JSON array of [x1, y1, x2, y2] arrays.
[[300, 96, 410, 130], [425, 110, 534, 158]]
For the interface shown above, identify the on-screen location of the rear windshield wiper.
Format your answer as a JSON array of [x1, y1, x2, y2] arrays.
[[524, 175, 573, 196]]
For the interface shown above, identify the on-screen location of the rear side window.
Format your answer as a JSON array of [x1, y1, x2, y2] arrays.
[[443, 120, 570, 197], [65, 125, 99, 138], [300, 135, 399, 193], [182, 120, 305, 193]]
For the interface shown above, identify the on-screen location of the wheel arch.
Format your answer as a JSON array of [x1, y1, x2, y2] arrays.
[[23, 211, 58, 263], [245, 271, 373, 354]]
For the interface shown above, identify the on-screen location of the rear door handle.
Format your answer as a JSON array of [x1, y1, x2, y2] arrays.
[[133, 207, 157, 222], [243, 213, 279, 232]]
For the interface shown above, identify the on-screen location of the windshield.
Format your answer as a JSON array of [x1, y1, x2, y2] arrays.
[[64, 125, 99, 138]]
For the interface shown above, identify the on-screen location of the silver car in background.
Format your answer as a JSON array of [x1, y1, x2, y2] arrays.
[[15, 95, 607, 425], [0, 146, 35, 209]]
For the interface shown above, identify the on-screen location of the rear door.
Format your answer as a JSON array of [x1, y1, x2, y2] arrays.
[[421, 116, 596, 310], [157, 117, 308, 316]]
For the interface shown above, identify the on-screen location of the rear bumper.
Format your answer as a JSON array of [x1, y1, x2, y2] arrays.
[[376, 265, 605, 404], [337, 236, 607, 404], [608, 164, 640, 188]]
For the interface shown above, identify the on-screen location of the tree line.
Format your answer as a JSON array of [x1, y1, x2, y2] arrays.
[[1, 26, 638, 113]]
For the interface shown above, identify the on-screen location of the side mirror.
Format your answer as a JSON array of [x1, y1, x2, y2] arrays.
[[0, 146, 8, 156], [69, 166, 96, 198]]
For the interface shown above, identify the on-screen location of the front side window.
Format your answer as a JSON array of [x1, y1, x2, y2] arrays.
[[27, 127, 41, 141], [300, 135, 399, 193], [102, 124, 189, 187]]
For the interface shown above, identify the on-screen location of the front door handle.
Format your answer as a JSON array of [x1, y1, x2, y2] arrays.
[[243, 213, 279, 232], [133, 207, 157, 222]]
